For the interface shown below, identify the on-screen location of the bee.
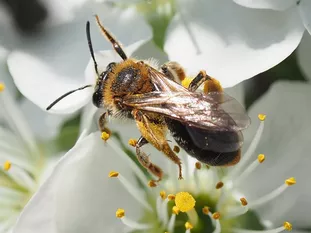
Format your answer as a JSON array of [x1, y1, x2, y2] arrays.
[[47, 15, 250, 183]]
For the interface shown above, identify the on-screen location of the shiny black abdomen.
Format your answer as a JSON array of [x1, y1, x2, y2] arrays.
[[165, 118, 241, 166]]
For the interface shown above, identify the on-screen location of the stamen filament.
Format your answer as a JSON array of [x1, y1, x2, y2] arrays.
[[161, 199, 169, 226], [168, 213, 177, 233], [186, 208, 199, 226], [224, 206, 249, 219], [232, 225, 291, 233], [120, 216, 152, 230]]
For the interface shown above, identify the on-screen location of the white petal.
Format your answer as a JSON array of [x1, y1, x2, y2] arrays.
[[8, 5, 152, 114], [12, 132, 142, 233], [233, 0, 295, 11], [164, 0, 304, 87], [297, 0, 311, 34], [240, 81, 311, 228], [297, 32, 311, 81]]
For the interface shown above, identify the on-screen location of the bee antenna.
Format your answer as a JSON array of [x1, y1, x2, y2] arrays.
[[95, 15, 128, 61], [46, 84, 92, 110], [86, 21, 99, 76]]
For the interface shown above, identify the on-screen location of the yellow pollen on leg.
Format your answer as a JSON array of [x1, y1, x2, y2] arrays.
[[175, 192, 196, 212], [168, 194, 176, 201], [173, 145, 180, 153], [181, 77, 193, 88], [160, 190, 167, 200], [240, 197, 248, 206], [148, 180, 157, 187], [257, 154, 265, 163], [0, 82, 5, 92], [283, 222, 292, 231], [195, 162, 202, 169], [258, 114, 266, 121], [128, 138, 137, 147], [101, 131, 110, 141], [116, 208, 125, 218], [3, 161, 11, 171], [108, 171, 119, 178], [215, 181, 224, 189], [202, 206, 209, 215], [185, 221, 193, 230], [285, 177, 296, 186], [172, 206, 180, 215], [212, 212, 221, 220]]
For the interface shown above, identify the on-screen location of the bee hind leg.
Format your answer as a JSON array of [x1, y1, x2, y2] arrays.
[[189, 71, 223, 93], [99, 112, 111, 135]]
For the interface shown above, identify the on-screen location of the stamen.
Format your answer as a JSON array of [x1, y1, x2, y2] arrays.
[[0, 82, 5, 92], [240, 197, 248, 206], [101, 131, 110, 141], [168, 194, 175, 201], [109, 171, 152, 211], [185, 221, 194, 233], [232, 222, 293, 233], [3, 160, 11, 171], [175, 192, 196, 212], [215, 181, 224, 189], [116, 208, 152, 230], [128, 138, 137, 147], [167, 213, 177, 232], [202, 206, 209, 215], [148, 180, 157, 187], [212, 212, 220, 220], [172, 206, 180, 215], [161, 198, 169, 226], [234, 154, 265, 186], [160, 190, 167, 200], [173, 145, 180, 153], [248, 178, 296, 209], [228, 115, 265, 179], [195, 162, 202, 169]]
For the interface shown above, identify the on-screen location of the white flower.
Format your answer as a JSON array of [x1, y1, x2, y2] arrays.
[[0, 81, 62, 233], [7, 3, 152, 115], [162, 0, 306, 87], [10, 81, 311, 233]]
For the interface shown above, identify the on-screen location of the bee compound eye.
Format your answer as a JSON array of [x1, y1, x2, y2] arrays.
[[92, 91, 102, 108]]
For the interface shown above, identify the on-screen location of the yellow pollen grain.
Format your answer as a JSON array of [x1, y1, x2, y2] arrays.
[[240, 197, 248, 206], [212, 212, 221, 220], [258, 114, 266, 121], [128, 138, 137, 147], [101, 131, 110, 141], [283, 222, 292, 231], [202, 206, 209, 215], [172, 206, 180, 215], [215, 181, 224, 189], [116, 208, 125, 218], [185, 222, 193, 230], [285, 177, 296, 186], [175, 192, 196, 212], [108, 171, 119, 178], [148, 180, 157, 187], [195, 162, 202, 170], [3, 161, 11, 171], [181, 77, 193, 88], [168, 194, 175, 201], [0, 82, 5, 92], [257, 154, 265, 163], [173, 145, 180, 153], [160, 190, 166, 200]]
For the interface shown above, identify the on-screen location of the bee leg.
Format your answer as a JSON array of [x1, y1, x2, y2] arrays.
[[161, 61, 186, 82], [133, 109, 183, 180], [189, 71, 223, 93], [98, 112, 111, 135], [135, 136, 164, 182]]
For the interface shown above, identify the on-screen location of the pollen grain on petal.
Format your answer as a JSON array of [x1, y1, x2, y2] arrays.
[[240, 197, 248, 206], [148, 180, 157, 187], [257, 154, 265, 163], [181, 77, 193, 88], [285, 177, 296, 186], [216, 181, 224, 189], [0, 82, 5, 92], [160, 190, 167, 200], [195, 162, 202, 170], [185, 221, 193, 230], [128, 138, 137, 147], [173, 145, 180, 153], [283, 222, 292, 231], [116, 208, 125, 218], [258, 114, 266, 121], [3, 160, 11, 171], [172, 206, 180, 215], [109, 171, 119, 178], [101, 131, 110, 141], [202, 206, 209, 215], [212, 212, 221, 220], [175, 192, 196, 212]]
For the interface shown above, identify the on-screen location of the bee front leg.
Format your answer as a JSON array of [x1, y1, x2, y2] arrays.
[[189, 71, 223, 93], [98, 112, 111, 135]]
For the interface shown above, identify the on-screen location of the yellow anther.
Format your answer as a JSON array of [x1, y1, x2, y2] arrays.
[[160, 190, 166, 200], [168, 194, 175, 201], [257, 154, 265, 163], [0, 82, 5, 92], [212, 212, 221, 220], [283, 222, 292, 231], [175, 192, 196, 212], [185, 221, 193, 230], [116, 208, 125, 218], [215, 181, 224, 189], [181, 77, 193, 88], [258, 114, 266, 121], [101, 131, 110, 141], [240, 197, 248, 206], [108, 171, 119, 178], [285, 177, 296, 186], [172, 206, 180, 215], [3, 161, 11, 171], [173, 145, 180, 153], [128, 138, 137, 147], [202, 206, 209, 215], [195, 162, 202, 170], [148, 180, 157, 187]]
